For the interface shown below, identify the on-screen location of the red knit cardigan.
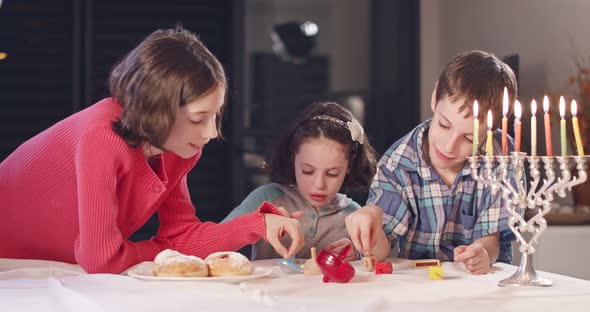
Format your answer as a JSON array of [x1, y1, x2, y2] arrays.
[[0, 98, 278, 273]]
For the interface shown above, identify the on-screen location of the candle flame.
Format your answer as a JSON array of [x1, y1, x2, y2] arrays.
[[503, 87, 509, 116], [559, 96, 565, 118], [572, 99, 578, 116], [543, 95, 550, 113], [514, 100, 522, 120], [473, 100, 479, 118], [487, 110, 493, 129], [531, 99, 537, 115]]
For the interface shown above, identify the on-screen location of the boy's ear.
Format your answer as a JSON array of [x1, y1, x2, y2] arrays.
[[430, 82, 438, 113]]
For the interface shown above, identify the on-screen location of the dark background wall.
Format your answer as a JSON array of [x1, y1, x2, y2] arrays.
[[0, 0, 419, 241]]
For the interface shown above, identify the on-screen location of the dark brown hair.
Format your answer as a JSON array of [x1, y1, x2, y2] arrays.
[[110, 26, 227, 148], [436, 50, 517, 129], [271, 102, 378, 190]]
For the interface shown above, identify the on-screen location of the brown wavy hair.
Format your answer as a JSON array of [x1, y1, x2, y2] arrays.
[[110, 26, 227, 148], [271, 102, 378, 190], [436, 50, 517, 130]]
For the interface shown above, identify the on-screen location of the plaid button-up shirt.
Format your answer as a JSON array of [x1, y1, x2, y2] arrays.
[[368, 119, 519, 263]]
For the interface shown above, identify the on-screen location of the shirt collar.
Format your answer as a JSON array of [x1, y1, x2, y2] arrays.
[[399, 119, 472, 181], [276, 184, 351, 212]]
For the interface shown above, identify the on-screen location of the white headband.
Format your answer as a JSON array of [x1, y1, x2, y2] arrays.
[[310, 115, 364, 144]]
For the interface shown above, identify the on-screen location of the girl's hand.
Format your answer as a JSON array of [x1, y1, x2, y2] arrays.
[[325, 238, 358, 261], [264, 214, 305, 259], [454, 242, 491, 274]]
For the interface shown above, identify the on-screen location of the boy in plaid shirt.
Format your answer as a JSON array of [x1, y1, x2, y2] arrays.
[[346, 50, 519, 274]]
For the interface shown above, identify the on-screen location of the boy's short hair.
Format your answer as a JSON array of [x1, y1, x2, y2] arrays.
[[110, 26, 227, 148], [436, 50, 517, 129]]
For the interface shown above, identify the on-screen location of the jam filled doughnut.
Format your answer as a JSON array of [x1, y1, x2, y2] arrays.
[[152, 249, 208, 277], [204, 251, 252, 277]]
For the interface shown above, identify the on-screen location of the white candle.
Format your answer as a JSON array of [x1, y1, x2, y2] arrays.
[[531, 99, 537, 156]]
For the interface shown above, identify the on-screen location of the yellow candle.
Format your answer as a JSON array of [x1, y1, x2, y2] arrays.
[[560, 96, 567, 156], [486, 110, 493, 156], [472, 100, 479, 156], [502, 87, 509, 155], [531, 99, 537, 156], [571, 99, 585, 156], [543, 96, 553, 157], [514, 100, 522, 153]]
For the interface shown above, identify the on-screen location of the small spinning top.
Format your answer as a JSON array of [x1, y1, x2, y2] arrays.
[[316, 244, 355, 283], [303, 247, 321, 276], [278, 257, 303, 274]]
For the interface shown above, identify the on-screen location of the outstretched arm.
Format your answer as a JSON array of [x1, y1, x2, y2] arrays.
[[158, 179, 304, 259]]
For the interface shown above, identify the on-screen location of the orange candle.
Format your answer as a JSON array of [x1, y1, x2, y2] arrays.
[[543, 95, 553, 156], [531, 99, 537, 156], [502, 87, 509, 155], [572, 99, 585, 156], [514, 99, 522, 152]]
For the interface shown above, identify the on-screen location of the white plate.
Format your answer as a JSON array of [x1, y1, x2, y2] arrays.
[[126, 261, 273, 283]]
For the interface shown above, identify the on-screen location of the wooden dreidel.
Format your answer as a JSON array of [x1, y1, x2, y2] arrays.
[[304, 247, 322, 276], [362, 254, 376, 272], [375, 262, 393, 274], [428, 266, 443, 280]]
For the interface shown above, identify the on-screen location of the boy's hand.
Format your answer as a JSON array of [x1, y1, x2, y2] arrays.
[[345, 205, 383, 255], [325, 238, 358, 261], [264, 214, 304, 259], [454, 242, 491, 274]]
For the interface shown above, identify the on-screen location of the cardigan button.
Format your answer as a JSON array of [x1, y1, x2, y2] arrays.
[[154, 186, 161, 193]]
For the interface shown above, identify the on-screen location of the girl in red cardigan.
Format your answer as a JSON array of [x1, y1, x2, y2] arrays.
[[0, 27, 304, 273]]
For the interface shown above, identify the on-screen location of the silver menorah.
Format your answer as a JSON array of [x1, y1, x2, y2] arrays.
[[468, 153, 588, 287]]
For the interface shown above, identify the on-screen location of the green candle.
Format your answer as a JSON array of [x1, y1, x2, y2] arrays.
[[572, 100, 585, 156], [560, 96, 567, 156]]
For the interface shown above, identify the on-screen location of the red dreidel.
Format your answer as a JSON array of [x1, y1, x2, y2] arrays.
[[316, 244, 355, 283], [375, 262, 393, 274]]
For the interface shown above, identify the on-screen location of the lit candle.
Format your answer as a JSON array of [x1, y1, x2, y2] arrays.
[[531, 99, 537, 156], [543, 95, 553, 156], [514, 100, 522, 153], [486, 110, 493, 156], [502, 87, 509, 155], [571, 99, 585, 156], [472, 100, 479, 156], [560, 96, 567, 156]]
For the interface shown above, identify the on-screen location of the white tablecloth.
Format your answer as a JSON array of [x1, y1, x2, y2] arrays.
[[1, 257, 589, 312]]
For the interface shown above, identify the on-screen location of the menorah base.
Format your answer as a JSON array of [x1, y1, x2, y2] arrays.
[[498, 253, 552, 287]]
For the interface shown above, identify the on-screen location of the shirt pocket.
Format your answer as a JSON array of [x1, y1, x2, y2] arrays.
[[459, 209, 477, 231]]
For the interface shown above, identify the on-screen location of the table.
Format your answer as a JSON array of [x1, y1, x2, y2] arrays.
[[1, 257, 589, 312]]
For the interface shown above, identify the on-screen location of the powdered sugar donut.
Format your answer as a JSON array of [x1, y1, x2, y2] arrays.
[[204, 251, 252, 277], [152, 249, 208, 277]]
